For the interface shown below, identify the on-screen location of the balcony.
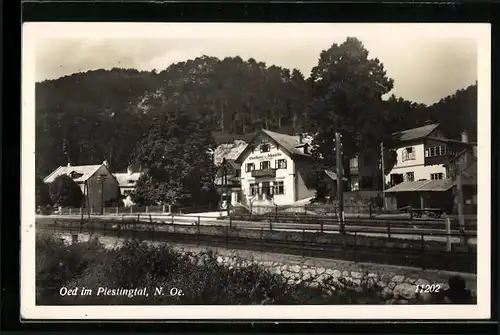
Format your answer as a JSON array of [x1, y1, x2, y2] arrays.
[[251, 168, 276, 178]]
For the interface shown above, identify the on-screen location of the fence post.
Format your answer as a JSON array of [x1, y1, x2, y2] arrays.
[[137, 214, 140, 222], [275, 205, 278, 221], [130, 206, 133, 214], [197, 216, 201, 226], [146, 206, 149, 213], [90, 207, 93, 216], [320, 218, 324, 233], [269, 219, 273, 231], [116, 207, 119, 215], [410, 208, 413, 221], [69, 208, 72, 215], [162, 204, 165, 213], [387, 221, 391, 239], [420, 233, 425, 268], [149, 214, 153, 224], [103, 206, 106, 215], [369, 204, 372, 219], [354, 231, 358, 262], [260, 228, 264, 252], [229, 215, 232, 229], [302, 229, 306, 257], [168, 204, 172, 213], [445, 218, 452, 252], [171, 214, 174, 225]]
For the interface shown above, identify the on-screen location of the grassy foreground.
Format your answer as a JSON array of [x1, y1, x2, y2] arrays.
[[36, 235, 389, 305]]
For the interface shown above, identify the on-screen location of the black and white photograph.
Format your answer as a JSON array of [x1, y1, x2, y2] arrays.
[[21, 23, 491, 320]]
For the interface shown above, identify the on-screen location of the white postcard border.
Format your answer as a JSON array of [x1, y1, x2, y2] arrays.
[[21, 22, 491, 320]]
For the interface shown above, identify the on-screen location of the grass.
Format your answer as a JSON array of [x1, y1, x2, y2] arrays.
[[36, 235, 393, 305]]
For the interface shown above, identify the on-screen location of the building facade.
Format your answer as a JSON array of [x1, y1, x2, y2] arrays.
[[44, 160, 120, 213], [112, 167, 143, 207], [385, 123, 452, 187], [234, 129, 337, 207]]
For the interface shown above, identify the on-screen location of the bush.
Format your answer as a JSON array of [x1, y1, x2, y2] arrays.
[[36, 235, 387, 305], [48, 175, 84, 207]]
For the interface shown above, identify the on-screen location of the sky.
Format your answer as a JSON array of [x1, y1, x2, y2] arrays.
[[30, 23, 480, 105]]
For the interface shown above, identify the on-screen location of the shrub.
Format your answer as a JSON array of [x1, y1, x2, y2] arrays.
[[48, 175, 84, 207], [36, 235, 387, 305]]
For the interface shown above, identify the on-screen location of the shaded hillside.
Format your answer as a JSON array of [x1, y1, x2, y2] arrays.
[[36, 53, 477, 178]]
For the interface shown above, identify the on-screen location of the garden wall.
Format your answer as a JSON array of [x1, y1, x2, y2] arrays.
[[171, 245, 477, 304]]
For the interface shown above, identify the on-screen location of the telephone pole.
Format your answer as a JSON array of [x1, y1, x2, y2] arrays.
[[380, 141, 386, 210], [335, 132, 345, 233], [97, 174, 107, 215]]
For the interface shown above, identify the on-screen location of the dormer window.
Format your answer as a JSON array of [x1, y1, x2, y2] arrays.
[[260, 144, 270, 153], [69, 171, 83, 179]]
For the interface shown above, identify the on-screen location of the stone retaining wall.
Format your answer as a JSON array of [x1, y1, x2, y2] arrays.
[[175, 245, 477, 304]]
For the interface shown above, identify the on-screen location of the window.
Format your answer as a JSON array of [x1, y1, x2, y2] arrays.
[[124, 190, 130, 196], [250, 183, 257, 196], [260, 144, 270, 153], [260, 161, 271, 170], [431, 173, 443, 180], [128, 180, 135, 184], [402, 147, 415, 161], [275, 159, 287, 169], [425, 146, 448, 157], [274, 181, 285, 195], [349, 157, 359, 168], [405, 172, 415, 182], [390, 173, 404, 186], [235, 169, 241, 176], [245, 163, 255, 172]]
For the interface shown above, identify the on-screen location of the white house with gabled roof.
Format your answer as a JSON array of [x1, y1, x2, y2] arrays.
[[44, 160, 120, 212], [234, 129, 343, 208]]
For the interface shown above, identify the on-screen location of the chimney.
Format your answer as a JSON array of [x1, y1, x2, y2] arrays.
[[461, 130, 469, 143], [67, 162, 71, 167], [102, 159, 108, 167], [424, 120, 434, 125], [299, 134, 303, 144], [127, 166, 132, 176]]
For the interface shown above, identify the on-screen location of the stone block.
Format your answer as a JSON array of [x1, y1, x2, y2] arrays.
[[393, 283, 417, 300], [317, 267, 326, 275], [388, 282, 396, 290], [377, 281, 387, 288], [342, 271, 350, 277], [404, 277, 417, 284], [391, 275, 405, 283], [351, 271, 363, 279], [333, 270, 342, 278], [381, 287, 393, 299]]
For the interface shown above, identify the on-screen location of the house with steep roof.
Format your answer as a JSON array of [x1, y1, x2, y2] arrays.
[[384, 123, 454, 187], [233, 129, 344, 208], [44, 160, 120, 213], [112, 167, 144, 207]]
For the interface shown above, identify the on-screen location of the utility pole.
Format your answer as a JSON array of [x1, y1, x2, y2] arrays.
[[380, 141, 386, 210], [86, 181, 90, 219], [97, 174, 107, 215], [456, 166, 466, 245], [335, 132, 345, 233]]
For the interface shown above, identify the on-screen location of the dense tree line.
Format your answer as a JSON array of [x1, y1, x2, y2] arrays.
[[35, 37, 478, 205]]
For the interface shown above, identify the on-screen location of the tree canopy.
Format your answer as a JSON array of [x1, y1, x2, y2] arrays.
[[36, 37, 478, 199], [48, 175, 84, 207]]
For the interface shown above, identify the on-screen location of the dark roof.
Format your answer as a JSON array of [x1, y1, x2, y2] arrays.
[[235, 129, 312, 163], [392, 123, 440, 143], [226, 159, 241, 170], [427, 137, 478, 147], [384, 179, 454, 193]]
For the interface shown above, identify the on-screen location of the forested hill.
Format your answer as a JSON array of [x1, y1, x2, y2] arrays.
[[36, 50, 477, 177]]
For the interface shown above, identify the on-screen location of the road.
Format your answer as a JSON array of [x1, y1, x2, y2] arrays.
[[36, 214, 477, 245]]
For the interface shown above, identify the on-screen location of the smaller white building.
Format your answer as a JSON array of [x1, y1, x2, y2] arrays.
[[112, 167, 143, 207], [385, 123, 452, 187]]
